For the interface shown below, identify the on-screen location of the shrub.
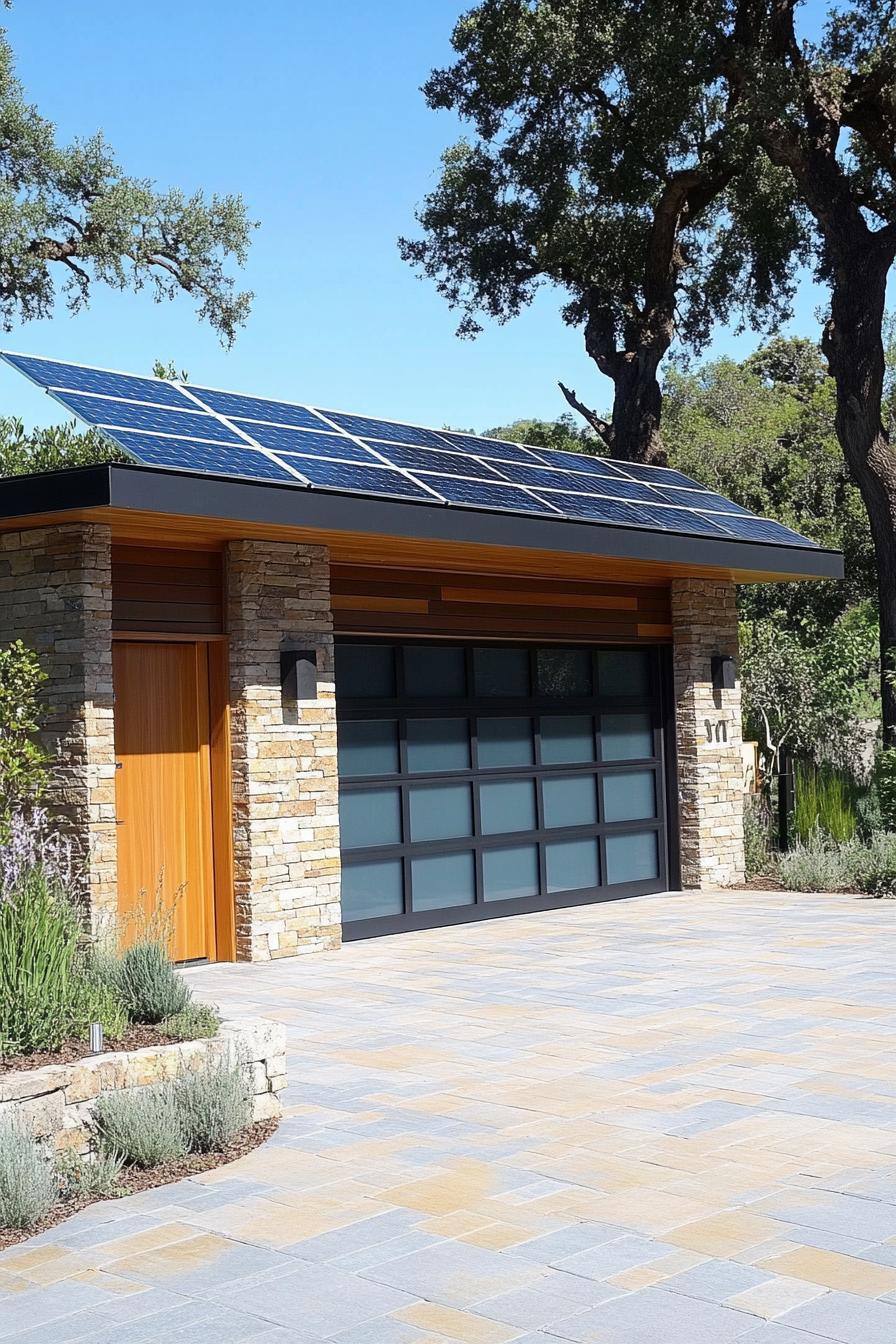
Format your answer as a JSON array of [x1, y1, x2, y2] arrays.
[[56, 1148, 125, 1200], [778, 831, 863, 892], [743, 795, 773, 876], [175, 1058, 251, 1152], [792, 761, 857, 844], [874, 748, 896, 832], [108, 940, 190, 1025], [856, 830, 896, 898], [93, 1082, 187, 1167], [0, 641, 47, 832], [0, 1123, 56, 1230], [160, 1001, 220, 1042]]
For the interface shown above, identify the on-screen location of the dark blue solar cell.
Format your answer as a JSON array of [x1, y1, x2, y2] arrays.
[[433, 430, 551, 465], [611, 461, 704, 489], [706, 515, 816, 547], [416, 473, 561, 514], [53, 391, 243, 444], [365, 441, 508, 479], [188, 386, 328, 431], [637, 506, 734, 536], [104, 431, 303, 482], [534, 448, 625, 477], [321, 410, 452, 449], [499, 464, 666, 502], [240, 423, 378, 463], [3, 353, 193, 408], [293, 457, 442, 500], [534, 493, 651, 527], [650, 485, 753, 515]]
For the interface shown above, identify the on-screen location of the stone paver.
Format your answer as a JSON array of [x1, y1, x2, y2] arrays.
[[3, 889, 896, 1342]]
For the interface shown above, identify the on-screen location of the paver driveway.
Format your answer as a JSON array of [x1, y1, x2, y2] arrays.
[[3, 889, 896, 1343]]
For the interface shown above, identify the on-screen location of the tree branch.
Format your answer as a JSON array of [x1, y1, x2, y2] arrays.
[[558, 381, 612, 445]]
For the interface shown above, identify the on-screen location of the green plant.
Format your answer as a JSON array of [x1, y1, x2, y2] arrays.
[[0, 641, 47, 830], [743, 794, 773, 877], [874, 748, 896, 832], [93, 1083, 187, 1168], [777, 831, 861, 892], [174, 1059, 251, 1153], [160, 1001, 220, 1042], [792, 761, 858, 844], [0, 1123, 56, 1230], [56, 1148, 125, 1200], [856, 831, 896, 898], [108, 940, 190, 1025]]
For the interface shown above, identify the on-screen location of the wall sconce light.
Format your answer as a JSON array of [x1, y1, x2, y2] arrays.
[[711, 654, 736, 691], [280, 649, 318, 703]]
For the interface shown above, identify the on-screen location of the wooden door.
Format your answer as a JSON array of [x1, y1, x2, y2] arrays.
[[113, 641, 216, 962]]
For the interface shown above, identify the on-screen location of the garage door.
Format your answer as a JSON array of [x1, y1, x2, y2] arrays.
[[335, 640, 672, 938]]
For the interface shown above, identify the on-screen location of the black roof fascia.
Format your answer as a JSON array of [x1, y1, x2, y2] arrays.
[[0, 462, 844, 581]]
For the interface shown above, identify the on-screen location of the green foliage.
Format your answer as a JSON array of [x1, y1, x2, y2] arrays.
[[103, 940, 190, 1026], [873, 748, 896, 833], [152, 359, 190, 383], [0, 1123, 56, 1230], [94, 1082, 187, 1168], [792, 762, 858, 845], [0, 862, 123, 1056], [484, 414, 598, 456], [663, 340, 875, 628], [743, 795, 773, 878], [0, 416, 127, 479], [777, 830, 896, 894], [0, 28, 253, 343], [740, 608, 878, 779], [0, 640, 47, 826], [56, 1148, 125, 1201], [160, 1001, 220, 1042], [174, 1060, 251, 1153]]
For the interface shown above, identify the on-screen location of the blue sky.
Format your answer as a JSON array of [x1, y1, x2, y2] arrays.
[[0, 0, 828, 433]]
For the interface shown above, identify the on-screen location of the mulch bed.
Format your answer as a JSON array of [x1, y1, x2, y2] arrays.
[[0, 1024, 177, 1074], [0, 1118, 278, 1253]]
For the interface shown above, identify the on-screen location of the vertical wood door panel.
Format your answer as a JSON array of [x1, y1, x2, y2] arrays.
[[113, 641, 215, 961]]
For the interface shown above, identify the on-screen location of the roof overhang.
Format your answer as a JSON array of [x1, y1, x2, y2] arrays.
[[0, 463, 844, 584]]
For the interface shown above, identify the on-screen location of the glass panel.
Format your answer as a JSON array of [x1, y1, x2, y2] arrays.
[[603, 770, 656, 822], [601, 712, 654, 761], [338, 720, 399, 778], [483, 845, 539, 902], [341, 858, 404, 921], [336, 644, 394, 698], [540, 714, 595, 765], [477, 717, 534, 768], [480, 778, 536, 835], [403, 645, 466, 697], [411, 852, 475, 910], [474, 647, 530, 696], [605, 831, 659, 884], [546, 838, 599, 893], [598, 649, 649, 697], [339, 787, 401, 849], [542, 775, 597, 829], [409, 783, 473, 841], [406, 718, 470, 773], [537, 648, 592, 697]]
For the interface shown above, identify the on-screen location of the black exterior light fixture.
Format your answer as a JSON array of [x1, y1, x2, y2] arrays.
[[711, 654, 736, 691], [280, 649, 318, 704]]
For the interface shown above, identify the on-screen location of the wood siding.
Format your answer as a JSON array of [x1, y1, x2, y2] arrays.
[[331, 564, 672, 642], [112, 545, 223, 634]]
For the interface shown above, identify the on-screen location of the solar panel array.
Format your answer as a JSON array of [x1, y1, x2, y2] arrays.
[[1, 352, 817, 550]]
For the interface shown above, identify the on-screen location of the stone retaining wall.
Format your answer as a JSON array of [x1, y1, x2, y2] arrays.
[[0, 1018, 286, 1156]]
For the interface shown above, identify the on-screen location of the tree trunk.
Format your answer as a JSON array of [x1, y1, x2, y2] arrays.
[[823, 252, 896, 742], [609, 347, 667, 465]]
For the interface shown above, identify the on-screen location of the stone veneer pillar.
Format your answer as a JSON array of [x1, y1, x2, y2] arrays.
[[226, 539, 341, 960], [671, 577, 745, 887], [0, 523, 116, 926]]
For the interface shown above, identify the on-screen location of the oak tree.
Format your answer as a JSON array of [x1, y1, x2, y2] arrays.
[[401, 0, 803, 462]]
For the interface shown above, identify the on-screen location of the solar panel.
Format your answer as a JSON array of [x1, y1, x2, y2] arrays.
[[0, 351, 821, 551]]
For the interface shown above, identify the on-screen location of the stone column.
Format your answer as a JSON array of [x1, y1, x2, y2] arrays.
[[0, 523, 116, 927], [671, 577, 745, 887], [226, 539, 341, 960]]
